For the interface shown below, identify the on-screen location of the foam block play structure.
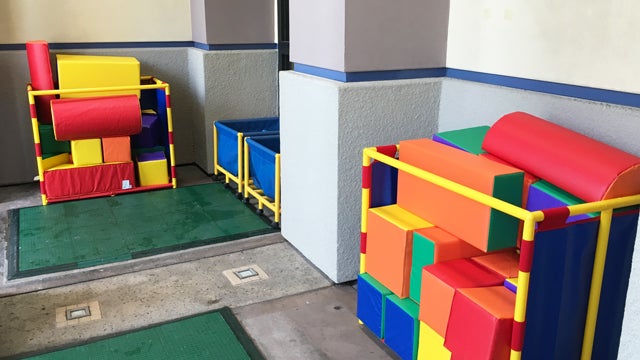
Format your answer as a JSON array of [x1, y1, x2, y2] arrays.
[[25, 40, 176, 204], [357, 112, 640, 359]]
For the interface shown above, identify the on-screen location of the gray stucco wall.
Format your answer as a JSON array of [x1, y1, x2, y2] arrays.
[[279, 71, 441, 282]]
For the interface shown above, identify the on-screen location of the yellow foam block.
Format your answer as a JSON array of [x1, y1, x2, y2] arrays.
[[42, 153, 70, 170], [71, 139, 103, 166], [418, 321, 451, 360], [137, 158, 168, 186], [56, 54, 140, 98]]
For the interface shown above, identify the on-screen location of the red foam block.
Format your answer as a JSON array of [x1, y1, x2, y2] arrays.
[[419, 258, 504, 337], [44, 162, 135, 200], [482, 112, 640, 202], [26, 40, 56, 123], [446, 286, 515, 360], [51, 95, 142, 140]]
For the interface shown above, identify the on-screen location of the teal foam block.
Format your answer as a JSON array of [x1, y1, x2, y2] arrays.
[[38, 123, 70, 154], [409, 231, 434, 303], [432, 125, 490, 155], [357, 273, 392, 338]]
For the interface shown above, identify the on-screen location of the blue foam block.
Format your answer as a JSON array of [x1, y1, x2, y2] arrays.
[[357, 273, 392, 339], [592, 209, 639, 359], [522, 219, 599, 359], [384, 295, 419, 360], [370, 161, 398, 208]]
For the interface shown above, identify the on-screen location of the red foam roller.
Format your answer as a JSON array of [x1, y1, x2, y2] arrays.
[[26, 40, 56, 123], [482, 112, 640, 202], [51, 95, 142, 141]]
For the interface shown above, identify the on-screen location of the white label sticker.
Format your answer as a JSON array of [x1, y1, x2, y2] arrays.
[[122, 180, 132, 189]]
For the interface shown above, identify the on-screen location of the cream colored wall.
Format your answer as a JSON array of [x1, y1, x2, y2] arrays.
[[447, 0, 640, 93], [0, 0, 192, 43]]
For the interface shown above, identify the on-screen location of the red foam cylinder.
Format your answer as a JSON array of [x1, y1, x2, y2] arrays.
[[51, 95, 142, 141], [26, 40, 56, 124], [482, 112, 640, 202]]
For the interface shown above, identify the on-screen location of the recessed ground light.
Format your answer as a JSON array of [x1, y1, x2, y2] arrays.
[[66, 306, 91, 320], [234, 268, 259, 280], [223, 264, 269, 286], [56, 300, 102, 328]]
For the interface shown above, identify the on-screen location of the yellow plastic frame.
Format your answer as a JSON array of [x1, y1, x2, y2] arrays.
[[242, 138, 281, 226], [27, 76, 177, 205], [213, 125, 247, 196]]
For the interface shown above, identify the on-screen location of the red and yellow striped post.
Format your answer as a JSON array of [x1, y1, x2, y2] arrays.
[[156, 79, 177, 189], [27, 85, 48, 205]]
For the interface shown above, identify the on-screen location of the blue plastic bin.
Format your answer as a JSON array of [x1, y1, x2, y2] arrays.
[[214, 117, 279, 176], [246, 135, 280, 199]]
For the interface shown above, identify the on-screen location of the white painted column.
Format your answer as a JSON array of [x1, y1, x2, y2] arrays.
[[281, 0, 449, 282]]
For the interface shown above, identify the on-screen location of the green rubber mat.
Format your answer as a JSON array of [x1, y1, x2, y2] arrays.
[[7, 183, 276, 279], [23, 307, 264, 360]]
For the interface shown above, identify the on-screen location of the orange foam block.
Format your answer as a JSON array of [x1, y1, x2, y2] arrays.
[[102, 136, 131, 163], [410, 227, 484, 302], [445, 286, 516, 360], [419, 258, 504, 337], [471, 249, 520, 279], [366, 204, 433, 298], [397, 138, 524, 252]]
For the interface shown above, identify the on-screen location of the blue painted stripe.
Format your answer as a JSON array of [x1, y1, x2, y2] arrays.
[[446, 68, 640, 108], [0, 41, 277, 51], [47, 41, 193, 50], [193, 42, 277, 51], [293, 63, 446, 82]]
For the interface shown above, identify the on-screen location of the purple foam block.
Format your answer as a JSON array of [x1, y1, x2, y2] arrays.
[[137, 151, 166, 162], [432, 134, 466, 152], [132, 113, 160, 148]]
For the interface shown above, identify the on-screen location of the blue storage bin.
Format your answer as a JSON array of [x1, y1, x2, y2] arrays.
[[246, 135, 280, 199], [214, 117, 279, 176]]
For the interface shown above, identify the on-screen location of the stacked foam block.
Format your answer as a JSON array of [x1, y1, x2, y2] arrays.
[[26, 40, 171, 202], [358, 112, 640, 359]]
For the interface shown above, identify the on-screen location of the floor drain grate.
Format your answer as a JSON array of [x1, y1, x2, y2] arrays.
[[56, 300, 102, 328], [223, 264, 269, 286]]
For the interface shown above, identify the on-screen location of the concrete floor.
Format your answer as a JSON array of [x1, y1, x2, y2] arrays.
[[0, 165, 396, 359]]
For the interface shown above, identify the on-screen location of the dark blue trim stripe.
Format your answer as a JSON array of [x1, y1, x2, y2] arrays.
[[447, 68, 640, 108], [0, 41, 277, 51], [193, 42, 277, 51], [293, 63, 446, 82], [292, 63, 640, 108]]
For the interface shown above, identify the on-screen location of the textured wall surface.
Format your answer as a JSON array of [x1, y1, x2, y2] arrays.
[[0, 0, 191, 44], [344, 0, 449, 71], [289, 0, 346, 71], [201, 0, 275, 44], [280, 71, 441, 282], [447, 0, 640, 93], [190, 49, 279, 174], [0, 51, 37, 185]]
